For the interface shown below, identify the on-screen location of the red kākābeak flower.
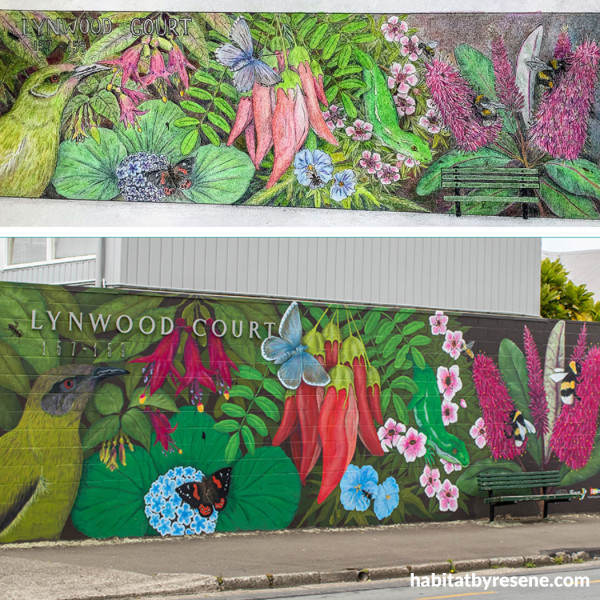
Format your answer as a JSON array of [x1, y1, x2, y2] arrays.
[[129, 319, 183, 395], [366, 365, 383, 425], [322, 320, 341, 369], [303, 328, 326, 367], [252, 82, 275, 168], [317, 365, 359, 503], [340, 335, 384, 456], [175, 334, 216, 410], [227, 94, 253, 146], [310, 60, 328, 107], [206, 318, 239, 398]]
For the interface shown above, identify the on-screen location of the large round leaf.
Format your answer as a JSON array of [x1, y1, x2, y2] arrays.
[[183, 144, 255, 204], [52, 128, 127, 200], [539, 177, 599, 219], [545, 159, 600, 201], [217, 447, 301, 532], [456, 458, 523, 497], [72, 450, 158, 538]]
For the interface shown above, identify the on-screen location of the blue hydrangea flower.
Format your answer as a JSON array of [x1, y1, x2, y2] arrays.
[[294, 149, 333, 189], [373, 477, 400, 520], [330, 169, 356, 201], [340, 464, 379, 512], [143, 467, 219, 537], [116, 152, 170, 202]]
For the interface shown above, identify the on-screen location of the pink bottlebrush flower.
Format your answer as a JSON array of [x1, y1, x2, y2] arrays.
[[551, 346, 600, 470], [175, 334, 216, 408], [429, 310, 449, 335], [394, 93, 416, 117], [554, 27, 572, 61], [207, 318, 239, 398], [441, 400, 459, 426], [359, 150, 383, 174], [437, 478, 459, 511], [469, 417, 487, 449], [168, 42, 195, 90], [397, 427, 427, 462], [491, 36, 525, 112], [472, 354, 525, 460], [345, 119, 373, 141], [523, 326, 549, 437], [425, 58, 502, 151], [530, 41, 600, 160], [419, 108, 442, 134], [400, 34, 422, 61], [102, 44, 144, 87], [571, 323, 589, 364], [437, 365, 463, 401], [381, 16, 408, 43], [443, 330, 464, 360], [388, 62, 419, 94], [145, 408, 180, 453], [117, 87, 149, 127], [377, 163, 400, 184], [378, 417, 406, 452], [143, 47, 173, 88], [419, 464, 442, 498], [440, 458, 462, 473]]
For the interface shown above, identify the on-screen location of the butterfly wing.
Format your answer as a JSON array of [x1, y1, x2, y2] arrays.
[[262, 336, 296, 364], [209, 467, 232, 512], [145, 168, 169, 188], [233, 63, 259, 93], [253, 59, 283, 87], [300, 352, 331, 387], [176, 481, 203, 510], [229, 17, 254, 56], [279, 302, 303, 347], [277, 354, 304, 390], [215, 43, 252, 70]]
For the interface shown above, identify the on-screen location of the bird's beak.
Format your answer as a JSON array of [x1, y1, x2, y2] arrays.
[[91, 366, 129, 381], [72, 64, 111, 80]]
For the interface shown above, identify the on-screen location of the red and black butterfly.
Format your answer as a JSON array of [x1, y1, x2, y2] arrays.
[[146, 157, 196, 197], [176, 467, 232, 517]]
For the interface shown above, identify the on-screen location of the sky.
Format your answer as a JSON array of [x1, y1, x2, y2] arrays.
[[541, 237, 600, 253]]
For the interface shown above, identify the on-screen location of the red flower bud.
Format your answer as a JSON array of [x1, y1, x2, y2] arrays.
[[272, 391, 298, 446], [322, 320, 341, 369], [366, 365, 383, 425], [267, 86, 297, 189], [227, 95, 253, 146], [252, 82, 275, 168]]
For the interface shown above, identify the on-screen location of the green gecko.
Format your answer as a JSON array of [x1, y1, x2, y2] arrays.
[[354, 48, 432, 164], [408, 364, 470, 467]]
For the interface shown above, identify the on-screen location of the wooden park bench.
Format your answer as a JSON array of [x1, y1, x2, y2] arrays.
[[477, 470, 581, 522], [442, 167, 539, 219]]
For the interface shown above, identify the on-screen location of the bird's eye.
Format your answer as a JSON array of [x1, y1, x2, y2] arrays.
[[411, 145, 417, 151], [63, 378, 75, 390], [453, 448, 458, 455], [49, 74, 60, 84]]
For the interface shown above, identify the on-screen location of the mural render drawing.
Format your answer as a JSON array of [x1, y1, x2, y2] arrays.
[[0, 12, 599, 217], [1, 280, 600, 543]]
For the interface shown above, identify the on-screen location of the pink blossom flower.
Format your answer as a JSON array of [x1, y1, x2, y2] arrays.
[[443, 330, 464, 360], [359, 150, 383, 174], [469, 417, 487, 449], [397, 427, 427, 462], [440, 458, 462, 474], [394, 93, 416, 117], [102, 44, 144, 87], [378, 417, 406, 452], [419, 464, 442, 498], [345, 119, 373, 141], [491, 36, 524, 112], [530, 41, 600, 160], [168, 42, 195, 90], [377, 163, 400, 185], [381, 16, 408, 43], [437, 365, 463, 401], [117, 87, 149, 127], [437, 478, 459, 511], [425, 58, 502, 151], [429, 310, 448, 335], [460, 398, 467, 409], [396, 154, 419, 169], [388, 62, 419, 94], [441, 400, 459, 426], [419, 108, 442, 134], [400, 35, 422, 61], [323, 105, 345, 130]]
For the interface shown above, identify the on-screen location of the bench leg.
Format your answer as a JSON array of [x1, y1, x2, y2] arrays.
[[522, 202, 528, 219], [543, 500, 549, 519], [489, 503, 495, 522], [456, 200, 462, 217]]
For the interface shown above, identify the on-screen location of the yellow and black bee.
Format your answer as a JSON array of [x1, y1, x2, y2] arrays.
[[459, 339, 475, 360], [472, 95, 505, 127], [504, 410, 536, 448], [549, 360, 581, 405], [526, 57, 568, 90], [418, 40, 438, 60]]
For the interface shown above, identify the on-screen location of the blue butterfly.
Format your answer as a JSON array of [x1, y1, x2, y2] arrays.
[[261, 302, 331, 390], [215, 17, 282, 93]]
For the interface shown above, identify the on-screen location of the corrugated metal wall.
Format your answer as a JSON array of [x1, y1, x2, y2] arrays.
[[105, 238, 541, 316], [0, 258, 97, 285]]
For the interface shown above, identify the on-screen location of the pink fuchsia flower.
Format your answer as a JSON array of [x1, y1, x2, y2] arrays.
[[168, 42, 195, 90], [175, 334, 216, 409], [381, 16, 408, 42], [440, 458, 462, 474], [530, 40, 600, 160], [472, 354, 524, 460], [460, 398, 467, 408], [396, 154, 419, 169], [377, 163, 400, 185], [345, 119, 373, 141], [441, 400, 459, 426], [429, 310, 448, 335], [469, 417, 487, 449], [554, 27, 572, 61], [117, 87, 149, 128], [143, 47, 173, 89], [206, 319, 239, 398], [394, 93, 416, 117], [419, 109, 442, 134], [437, 365, 463, 401], [359, 150, 383, 174], [378, 417, 406, 452], [400, 35, 422, 61], [425, 58, 502, 151], [437, 478, 459, 511], [551, 346, 600, 470], [144, 408, 180, 453], [388, 62, 419, 94], [491, 36, 524, 112], [397, 427, 427, 462], [443, 330, 464, 360], [523, 326, 548, 437], [419, 464, 442, 498], [102, 44, 144, 87]]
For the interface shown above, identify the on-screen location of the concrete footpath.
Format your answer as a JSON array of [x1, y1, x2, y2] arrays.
[[1, 513, 600, 600]]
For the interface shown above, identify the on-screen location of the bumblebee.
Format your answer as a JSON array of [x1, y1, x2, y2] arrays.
[[526, 57, 568, 90], [459, 340, 475, 360], [549, 360, 581, 405], [504, 410, 535, 448], [472, 95, 505, 127], [418, 40, 438, 60]]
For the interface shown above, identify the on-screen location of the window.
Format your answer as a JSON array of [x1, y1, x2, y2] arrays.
[[8, 238, 97, 266]]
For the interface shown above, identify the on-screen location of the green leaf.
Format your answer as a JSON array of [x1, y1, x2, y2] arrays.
[[408, 335, 431, 347], [538, 177, 599, 219], [383, 334, 404, 359], [402, 321, 425, 336], [192, 71, 219, 86], [364, 311, 381, 336], [298, 17, 318, 42], [241, 424, 256, 453], [254, 396, 280, 420], [222, 403, 247, 417], [178, 17, 209, 63], [338, 45, 352, 69], [214, 419, 241, 433], [229, 384, 255, 400], [246, 413, 268, 436], [339, 79, 367, 90], [340, 20, 368, 33], [263, 378, 285, 401], [392, 394, 409, 422], [83, 26, 137, 63], [0, 340, 30, 396], [220, 83, 239, 100], [322, 34, 340, 61], [543, 321, 565, 464], [545, 159, 600, 201], [394, 345, 411, 368], [454, 44, 497, 100], [214, 97, 236, 120], [326, 84, 339, 104], [52, 128, 127, 200], [411, 347, 426, 369], [0, 389, 22, 431], [93, 383, 124, 415], [129, 387, 178, 413], [236, 365, 263, 380], [353, 34, 378, 44], [174, 117, 200, 128], [391, 376, 419, 393], [122, 408, 151, 451], [456, 458, 522, 497], [375, 320, 395, 344], [181, 129, 199, 155], [381, 388, 392, 412], [188, 87, 213, 101], [224, 432, 241, 462], [180, 100, 207, 113], [82, 414, 120, 451], [394, 309, 415, 323], [201, 123, 221, 146], [560, 440, 600, 486], [309, 24, 328, 48], [207, 112, 231, 134], [89, 89, 120, 123], [340, 92, 358, 119]]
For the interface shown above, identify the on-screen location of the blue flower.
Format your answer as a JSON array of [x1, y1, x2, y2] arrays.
[[150, 495, 165, 512], [340, 464, 379, 512], [161, 477, 177, 497], [156, 517, 172, 536], [330, 169, 356, 201], [116, 152, 170, 202], [162, 499, 177, 520], [171, 522, 185, 536], [149, 513, 161, 529], [177, 502, 195, 526], [373, 477, 400, 520], [294, 149, 333, 189], [183, 466, 196, 478], [149, 481, 162, 496], [174, 466, 185, 477]]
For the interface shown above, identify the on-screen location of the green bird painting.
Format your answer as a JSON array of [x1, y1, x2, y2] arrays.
[[0, 364, 128, 543], [0, 63, 108, 198]]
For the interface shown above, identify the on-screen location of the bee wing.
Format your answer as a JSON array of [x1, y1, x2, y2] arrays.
[[277, 354, 304, 390], [550, 371, 568, 382], [429, 41, 439, 48], [300, 353, 331, 387], [526, 57, 547, 71], [524, 419, 536, 434]]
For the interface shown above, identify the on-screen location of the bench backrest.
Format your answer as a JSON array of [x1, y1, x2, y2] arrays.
[[442, 167, 540, 190], [477, 470, 561, 491]]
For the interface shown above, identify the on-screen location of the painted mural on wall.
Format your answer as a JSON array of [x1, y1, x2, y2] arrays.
[[1, 280, 600, 543], [0, 12, 600, 218]]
